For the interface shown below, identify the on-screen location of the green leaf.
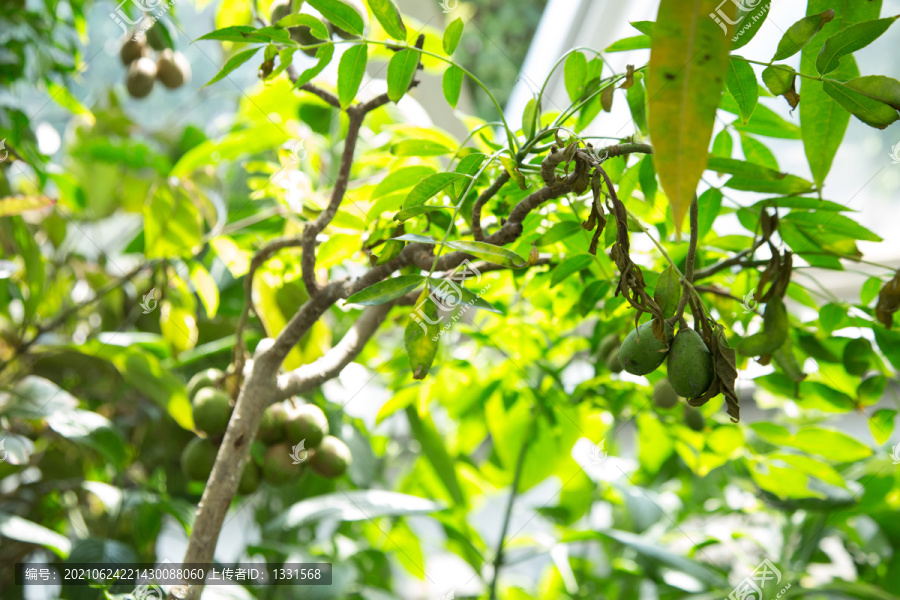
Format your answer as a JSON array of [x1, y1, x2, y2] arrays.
[[453, 153, 486, 195], [738, 296, 788, 356], [7, 217, 43, 322], [346, 275, 426, 306], [393, 205, 450, 221], [537, 220, 583, 246], [729, 103, 801, 139], [368, 0, 406, 40], [305, 0, 365, 36], [197, 25, 283, 43], [761, 65, 796, 96], [372, 165, 436, 200], [442, 17, 464, 55], [740, 134, 779, 170], [647, 0, 735, 235], [726, 174, 813, 195], [0, 195, 54, 216], [442, 65, 464, 108], [801, 0, 881, 187], [498, 155, 529, 190], [772, 9, 835, 60], [522, 97, 539, 140], [730, 0, 772, 50], [551, 254, 593, 288], [446, 240, 529, 268], [782, 212, 881, 242], [205, 47, 261, 87], [564, 51, 588, 103], [638, 155, 657, 203], [337, 43, 368, 107], [45, 80, 94, 123], [393, 233, 437, 244], [653, 266, 681, 319], [858, 375, 886, 406], [275, 13, 329, 39], [725, 57, 758, 124], [625, 73, 648, 136], [787, 427, 873, 462], [842, 337, 873, 376], [711, 129, 733, 161], [869, 409, 896, 445], [403, 172, 463, 208], [405, 293, 440, 379], [392, 139, 453, 157], [292, 42, 335, 87], [143, 185, 202, 259], [386, 49, 419, 103], [189, 262, 219, 318], [696, 188, 722, 239], [823, 80, 900, 129], [874, 326, 900, 371], [817, 16, 898, 74], [405, 407, 466, 505], [272, 490, 443, 529], [606, 35, 651, 52], [842, 75, 900, 110], [376, 239, 404, 265], [0, 513, 71, 557]]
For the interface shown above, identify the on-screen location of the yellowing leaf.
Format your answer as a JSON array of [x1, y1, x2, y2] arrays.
[[647, 0, 735, 235]]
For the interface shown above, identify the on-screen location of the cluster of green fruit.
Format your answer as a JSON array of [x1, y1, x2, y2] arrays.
[[270, 0, 368, 57], [119, 30, 191, 99], [179, 368, 352, 495]]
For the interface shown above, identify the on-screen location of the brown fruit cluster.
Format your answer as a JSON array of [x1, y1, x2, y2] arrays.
[[257, 400, 353, 485], [119, 30, 191, 99], [178, 368, 261, 493]]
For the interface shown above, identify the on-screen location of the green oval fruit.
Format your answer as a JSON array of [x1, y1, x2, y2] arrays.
[[262, 442, 303, 484], [667, 328, 714, 398], [187, 368, 224, 400], [284, 403, 329, 449], [258, 402, 287, 444], [330, 0, 368, 39], [684, 406, 705, 432], [310, 436, 351, 479], [180, 437, 217, 481], [597, 333, 620, 359], [156, 49, 191, 89], [618, 322, 672, 376], [126, 57, 156, 99], [120, 32, 149, 65], [238, 461, 260, 495], [192, 388, 232, 437], [605, 347, 623, 373], [653, 379, 680, 409]]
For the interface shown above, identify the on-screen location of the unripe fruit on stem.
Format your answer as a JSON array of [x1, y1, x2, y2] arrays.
[[238, 461, 260, 495], [605, 347, 623, 373], [653, 379, 680, 408], [684, 406, 705, 432], [330, 0, 368, 39], [120, 32, 149, 65], [181, 437, 217, 481], [263, 442, 303, 484], [618, 322, 673, 376], [156, 49, 191, 89], [667, 328, 714, 398], [258, 402, 287, 444], [191, 388, 232, 437], [126, 57, 156, 99], [284, 403, 329, 449], [310, 436, 351, 478], [186, 368, 224, 400], [597, 333, 620, 360]]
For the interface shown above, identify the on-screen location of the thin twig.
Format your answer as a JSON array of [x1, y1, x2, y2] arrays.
[[668, 197, 699, 326]]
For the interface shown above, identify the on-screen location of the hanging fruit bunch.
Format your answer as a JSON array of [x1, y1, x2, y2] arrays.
[[119, 21, 191, 99], [179, 367, 352, 494]]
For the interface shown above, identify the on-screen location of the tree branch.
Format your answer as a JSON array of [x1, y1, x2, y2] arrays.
[[693, 240, 766, 280], [471, 172, 510, 241], [275, 302, 394, 399]]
